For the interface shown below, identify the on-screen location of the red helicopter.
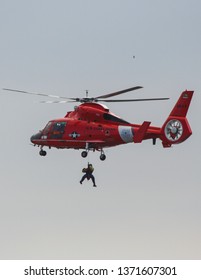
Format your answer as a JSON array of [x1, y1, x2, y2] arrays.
[[3, 86, 193, 160]]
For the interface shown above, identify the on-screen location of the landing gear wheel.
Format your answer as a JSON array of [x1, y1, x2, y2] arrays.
[[39, 150, 47, 156], [100, 154, 106, 161], [81, 151, 88, 158]]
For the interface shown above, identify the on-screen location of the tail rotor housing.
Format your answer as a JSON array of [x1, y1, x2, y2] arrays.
[[161, 90, 193, 147]]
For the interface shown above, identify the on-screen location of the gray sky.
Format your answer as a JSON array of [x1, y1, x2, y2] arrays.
[[0, 0, 201, 259]]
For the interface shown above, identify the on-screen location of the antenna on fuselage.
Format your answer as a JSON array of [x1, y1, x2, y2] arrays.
[[86, 90, 89, 98]]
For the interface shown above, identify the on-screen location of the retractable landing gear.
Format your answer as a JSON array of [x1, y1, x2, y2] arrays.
[[39, 149, 47, 156], [81, 148, 106, 161], [100, 150, 106, 161], [81, 143, 89, 158], [81, 151, 88, 158]]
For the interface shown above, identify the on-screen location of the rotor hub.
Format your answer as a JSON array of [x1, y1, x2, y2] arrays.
[[170, 126, 178, 134]]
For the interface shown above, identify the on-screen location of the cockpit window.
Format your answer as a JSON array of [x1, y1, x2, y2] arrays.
[[103, 113, 130, 124], [53, 122, 66, 132], [51, 121, 67, 139]]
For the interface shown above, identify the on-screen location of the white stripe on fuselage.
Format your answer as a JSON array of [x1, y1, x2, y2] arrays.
[[118, 126, 134, 143]]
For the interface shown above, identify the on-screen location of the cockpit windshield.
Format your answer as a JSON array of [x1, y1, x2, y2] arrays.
[[43, 121, 53, 135], [43, 121, 67, 138]]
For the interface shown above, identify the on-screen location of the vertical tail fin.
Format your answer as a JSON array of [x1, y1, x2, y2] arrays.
[[169, 90, 194, 117], [160, 90, 194, 147]]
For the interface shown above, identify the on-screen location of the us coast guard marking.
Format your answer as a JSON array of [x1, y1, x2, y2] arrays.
[[69, 131, 80, 139], [118, 126, 134, 143]]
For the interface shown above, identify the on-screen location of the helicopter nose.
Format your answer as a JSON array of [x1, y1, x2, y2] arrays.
[[30, 132, 42, 143]]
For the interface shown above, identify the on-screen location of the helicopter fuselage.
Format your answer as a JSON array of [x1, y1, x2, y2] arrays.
[[30, 90, 193, 160], [30, 102, 160, 151], [2, 87, 193, 160]]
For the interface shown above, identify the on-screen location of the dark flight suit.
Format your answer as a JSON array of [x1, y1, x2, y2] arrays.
[[80, 164, 96, 187]]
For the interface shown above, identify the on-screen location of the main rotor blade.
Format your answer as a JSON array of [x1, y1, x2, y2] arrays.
[[97, 97, 169, 102], [39, 100, 77, 103], [95, 86, 143, 99], [2, 88, 76, 100]]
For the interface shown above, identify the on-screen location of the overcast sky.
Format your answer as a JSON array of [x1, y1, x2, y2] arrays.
[[0, 0, 201, 259]]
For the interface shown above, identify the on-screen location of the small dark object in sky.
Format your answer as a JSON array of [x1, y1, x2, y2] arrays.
[[133, 55, 135, 59]]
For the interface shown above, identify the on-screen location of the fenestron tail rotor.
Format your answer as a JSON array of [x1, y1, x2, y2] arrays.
[[165, 119, 183, 141], [2, 86, 169, 103]]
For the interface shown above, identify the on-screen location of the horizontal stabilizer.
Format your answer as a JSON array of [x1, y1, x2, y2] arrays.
[[134, 121, 151, 143]]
